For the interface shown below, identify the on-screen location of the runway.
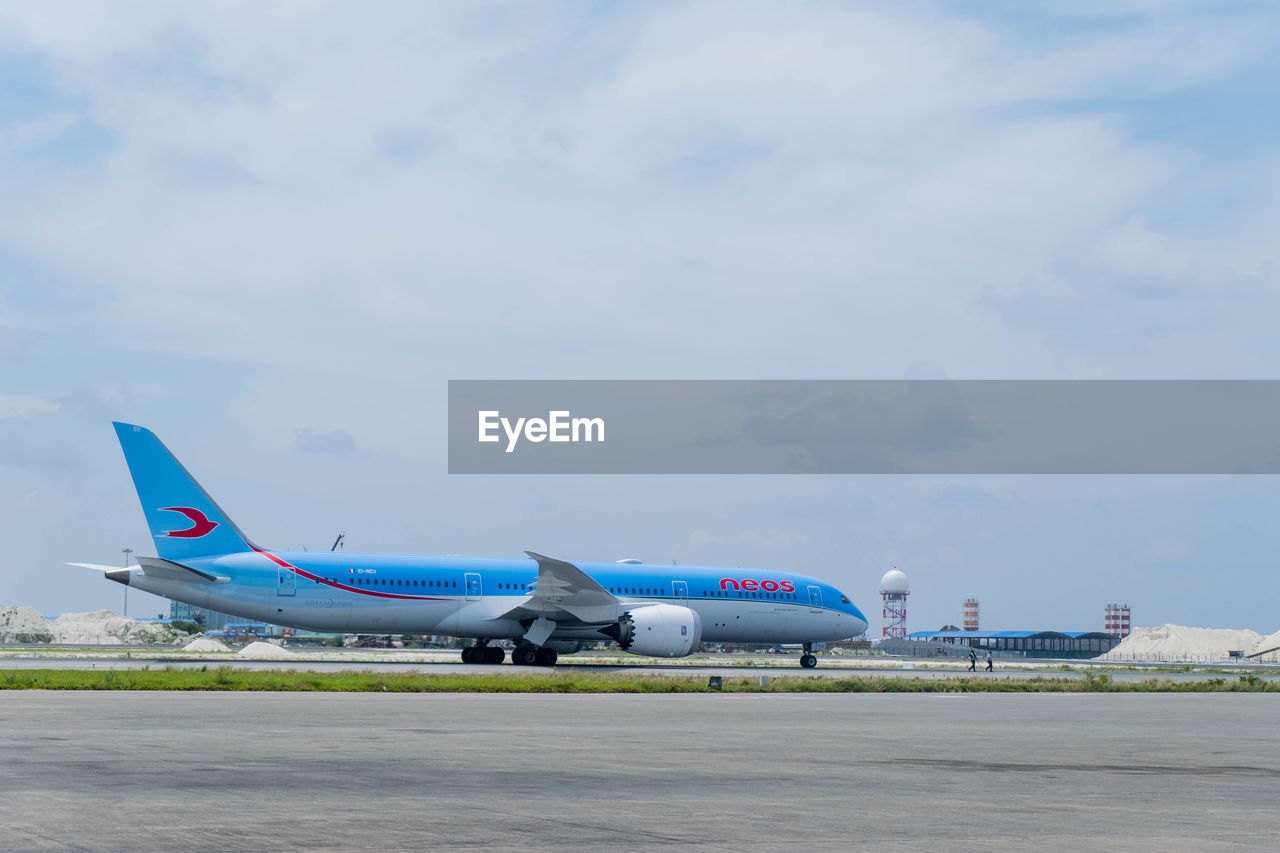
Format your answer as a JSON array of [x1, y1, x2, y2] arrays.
[[5, 653, 1280, 685], [1, 692, 1276, 851]]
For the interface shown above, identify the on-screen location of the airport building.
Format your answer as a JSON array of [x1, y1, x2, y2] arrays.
[[168, 602, 235, 632], [902, 629, 1122, 659]]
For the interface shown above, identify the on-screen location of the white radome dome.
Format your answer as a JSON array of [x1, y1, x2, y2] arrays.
[[880, 569, 909, 594]]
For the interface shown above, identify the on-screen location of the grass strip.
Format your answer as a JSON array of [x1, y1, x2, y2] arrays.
[[1, 668, 1276, 693]]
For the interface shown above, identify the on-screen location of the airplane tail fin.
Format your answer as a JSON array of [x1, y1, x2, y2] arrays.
[[113, 422, 256, 561]]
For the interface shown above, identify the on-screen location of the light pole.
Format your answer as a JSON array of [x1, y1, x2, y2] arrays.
[[122, 547, 133, 617]]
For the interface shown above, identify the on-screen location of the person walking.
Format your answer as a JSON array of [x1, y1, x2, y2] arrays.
[[968, 649, 976, 671], [985, 651, 993, 672]]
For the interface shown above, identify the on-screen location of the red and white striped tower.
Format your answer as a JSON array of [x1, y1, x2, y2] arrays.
[[880, 570, 910, 639], [963, 598, 979, 632], [1104, 603, 1131, 638]]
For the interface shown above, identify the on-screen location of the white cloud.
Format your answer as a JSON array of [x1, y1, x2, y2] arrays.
[[0, 393, 59, 421], [0, 3, 1270, 387], [2, 2, 1280, 625]]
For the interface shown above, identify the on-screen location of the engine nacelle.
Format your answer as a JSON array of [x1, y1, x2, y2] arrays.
[[600, 604, 703, 658], [544, 640, 583, 654]]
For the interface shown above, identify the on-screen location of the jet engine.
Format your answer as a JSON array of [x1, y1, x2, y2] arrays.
[[600, 604, 703, 657]]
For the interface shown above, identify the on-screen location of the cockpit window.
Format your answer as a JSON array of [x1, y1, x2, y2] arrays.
[[840, 595, 850, 603]]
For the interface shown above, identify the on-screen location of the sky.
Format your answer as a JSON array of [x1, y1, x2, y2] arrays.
[[2, 1, 1280, 633]]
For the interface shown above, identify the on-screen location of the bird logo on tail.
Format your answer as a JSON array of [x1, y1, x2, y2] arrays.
[[158, 506, 219, 538]]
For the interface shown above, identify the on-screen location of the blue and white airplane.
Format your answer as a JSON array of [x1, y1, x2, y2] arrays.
[[75, 423, 868, 667]]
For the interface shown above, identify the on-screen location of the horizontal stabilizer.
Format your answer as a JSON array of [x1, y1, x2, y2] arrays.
[[67, 558, 227, 583], [135, 555, 228, 583]]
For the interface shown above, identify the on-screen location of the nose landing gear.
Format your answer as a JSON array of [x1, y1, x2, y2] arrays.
[[799, 642, 818, 668]]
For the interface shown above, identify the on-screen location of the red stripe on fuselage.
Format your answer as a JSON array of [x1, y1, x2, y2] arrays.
[[250, 546, 451, 601]]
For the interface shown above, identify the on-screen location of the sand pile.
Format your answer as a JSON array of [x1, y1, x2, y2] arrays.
[[0, 606, 53, 642], [181, 636, 231, 652], [47, 610, 185, 645], [1248, 629, 1280, 660], [1100, 624, 1262, 662], [238, 640, 295, 658], [2, 608, 190, 645]]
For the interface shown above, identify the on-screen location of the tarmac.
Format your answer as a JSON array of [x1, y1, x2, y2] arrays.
[[5, 652, 1280, 685], [1, 691, 1277, 851]]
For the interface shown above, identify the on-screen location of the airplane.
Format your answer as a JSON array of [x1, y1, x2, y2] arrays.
[[73, 422, 868, 667]]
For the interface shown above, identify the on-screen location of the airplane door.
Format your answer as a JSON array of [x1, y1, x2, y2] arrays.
[[807, 585, 822, 613], [277, 565, 296, 597], [465, 573, 482, 600], [672, 580, 688, 600]]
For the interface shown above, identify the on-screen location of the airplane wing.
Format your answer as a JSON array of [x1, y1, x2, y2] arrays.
[[494, 551, 625, 624]]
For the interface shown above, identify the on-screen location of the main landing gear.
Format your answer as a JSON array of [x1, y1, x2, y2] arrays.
[[460, 642, 505, 665], [800, 643, 818, 669], [459, 641, 557, 666], [511, 643, 557, 667]]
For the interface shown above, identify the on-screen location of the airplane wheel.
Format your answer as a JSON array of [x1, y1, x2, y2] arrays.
[[461, 646, 477, 664], [535, 647, 557, 666], [516, 647, 539, 666], [485, 646, 505, 665], [800, 654, 817, 669]]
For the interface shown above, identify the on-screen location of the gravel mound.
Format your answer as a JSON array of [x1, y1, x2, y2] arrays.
[[238, 640, 295, 658], [50, 610, 185, 645], [1100, 624, 1262, 662], [0, 606, 52, 642], [181, 636, 231, 652], [1248, 629, 1280, 660]]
